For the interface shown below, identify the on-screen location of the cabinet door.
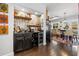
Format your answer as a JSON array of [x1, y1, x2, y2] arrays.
[[14, 37, 24, 52], [23, 38, 32, 50]]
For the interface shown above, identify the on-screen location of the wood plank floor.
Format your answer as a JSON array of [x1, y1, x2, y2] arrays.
[[15, 40, 74, 56]]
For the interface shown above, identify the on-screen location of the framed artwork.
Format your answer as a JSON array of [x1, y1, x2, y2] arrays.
[[0, 3, 8, 35], [0, 3, 8, 13], [0, 25, 8, 34], [0, 14, 8, 24]]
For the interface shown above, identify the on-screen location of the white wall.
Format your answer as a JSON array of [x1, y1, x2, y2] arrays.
[[0, 4, 14, 56], [14, 19, 28, 30]]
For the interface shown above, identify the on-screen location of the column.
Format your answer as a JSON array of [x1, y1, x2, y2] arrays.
[[43, 7, 47, 45]]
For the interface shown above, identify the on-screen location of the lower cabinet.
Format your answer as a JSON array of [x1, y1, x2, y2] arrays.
[[23, 38, 32, 50], [14, 38, 24, 52], [14, 32, 32, 53]]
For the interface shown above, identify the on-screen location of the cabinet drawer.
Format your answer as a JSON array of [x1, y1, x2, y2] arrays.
[[16, 37, 24, 40]]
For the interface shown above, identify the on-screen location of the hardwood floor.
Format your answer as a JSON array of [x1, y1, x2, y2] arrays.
[[15, 40, 74, 56]]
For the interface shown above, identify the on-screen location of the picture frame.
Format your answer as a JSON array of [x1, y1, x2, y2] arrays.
[[0, 3, 8, 35]]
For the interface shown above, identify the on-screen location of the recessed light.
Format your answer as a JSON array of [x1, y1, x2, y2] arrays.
[[35, 12, 38, 15], [21, 8, 25, 11]]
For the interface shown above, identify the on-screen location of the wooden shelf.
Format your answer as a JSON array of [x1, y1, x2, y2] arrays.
[[27, 25, 41, 27], [14, 16, 32, 20]]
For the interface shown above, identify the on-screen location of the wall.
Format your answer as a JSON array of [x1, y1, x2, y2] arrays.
[[29, 15, 40, 25], [0, 4, 14, 56], [14, 19, 28, 30], [14, 15, 41, 31], [29, 15, 41, 31]]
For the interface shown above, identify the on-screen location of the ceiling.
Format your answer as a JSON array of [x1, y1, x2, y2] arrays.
[[47, 3, 78, 18], [14, 3, 46, 14], [14, 3, 78, 19]]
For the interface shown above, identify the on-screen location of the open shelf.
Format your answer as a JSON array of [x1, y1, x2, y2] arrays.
[[27, 25, 41, 27], [14, 16, 32, 20]]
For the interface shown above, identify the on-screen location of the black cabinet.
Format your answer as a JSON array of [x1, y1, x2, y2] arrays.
[[38, 32, 43, 46], [14, 33, 24, 52], [14, 32, 32, 53], [23, 38, 32, 49], [32, 32, 38, 46], [46, 31, 50, 44], [32, 32, 43, 47], [15, 38, 23, 51], [23, 33, 32, 50]]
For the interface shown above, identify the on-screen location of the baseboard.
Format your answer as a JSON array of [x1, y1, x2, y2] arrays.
[[2, 52, 14, 56]]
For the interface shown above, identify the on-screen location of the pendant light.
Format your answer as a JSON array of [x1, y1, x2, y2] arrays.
[[63, 12, 67, 20]]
